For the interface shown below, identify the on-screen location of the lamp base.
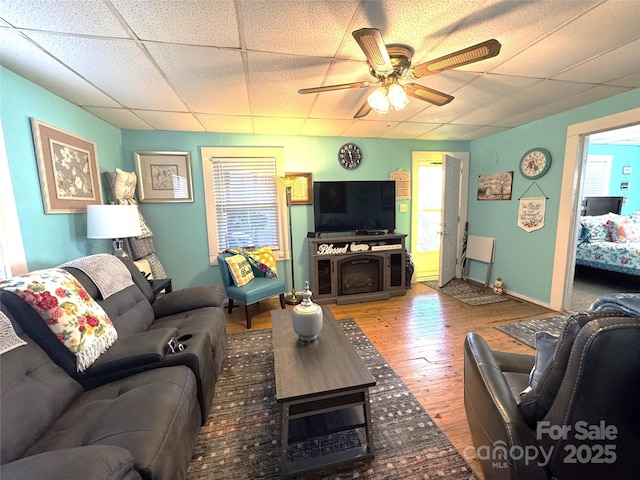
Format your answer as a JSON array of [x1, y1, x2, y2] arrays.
[[284, 290, 302, 305]]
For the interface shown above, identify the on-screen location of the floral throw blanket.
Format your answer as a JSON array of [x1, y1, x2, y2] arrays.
[[0, 269, 118, 371], [226, 246, 278, 278]]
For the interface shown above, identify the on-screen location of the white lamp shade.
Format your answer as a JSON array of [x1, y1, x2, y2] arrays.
[[87, 204, 142, 239]]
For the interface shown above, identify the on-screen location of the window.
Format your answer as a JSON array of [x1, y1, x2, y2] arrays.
[[583, 155, 612, 196], [201, 147, 287, 264]]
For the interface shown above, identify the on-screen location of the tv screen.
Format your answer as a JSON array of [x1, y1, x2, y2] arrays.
[[313, 181, 396, 234]]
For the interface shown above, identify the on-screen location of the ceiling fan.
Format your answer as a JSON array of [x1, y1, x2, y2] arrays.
[[299, 28, 501, 118]]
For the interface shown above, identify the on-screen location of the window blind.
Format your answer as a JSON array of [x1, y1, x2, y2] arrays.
[[211, 156, 280, 250]]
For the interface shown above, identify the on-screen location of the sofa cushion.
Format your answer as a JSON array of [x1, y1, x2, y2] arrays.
[[24, 365, 201, 480], [609, 216, 640, 242], [0, 269, 117, 371], [1, 314, 83, 464], [225, 254, 255, 286]]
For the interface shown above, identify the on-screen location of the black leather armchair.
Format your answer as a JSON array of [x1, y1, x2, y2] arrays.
[[464, 312, 640, 479]]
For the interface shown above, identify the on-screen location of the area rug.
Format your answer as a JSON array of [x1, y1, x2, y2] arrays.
[[495, 315, 568, 348], [422, 278, 510, 306], [187, 319, 478, 479]]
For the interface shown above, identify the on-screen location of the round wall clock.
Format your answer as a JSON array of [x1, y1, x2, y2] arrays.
[[338, 143, 363, 170], [520, 148, 551, 179]]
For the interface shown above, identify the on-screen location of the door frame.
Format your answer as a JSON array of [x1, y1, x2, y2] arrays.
[[550, 107, 640, 311], [411, 151, 470, 280]]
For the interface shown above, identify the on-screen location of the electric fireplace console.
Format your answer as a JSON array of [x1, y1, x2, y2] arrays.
[[307, 233, 407, 305]]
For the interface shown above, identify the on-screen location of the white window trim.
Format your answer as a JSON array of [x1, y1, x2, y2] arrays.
[[201, 146, 288, 265]]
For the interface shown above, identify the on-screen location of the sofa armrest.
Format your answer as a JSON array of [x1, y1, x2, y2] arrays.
[[1, 446, 141, 480], [87, 327, 179, 377], [152, 285, 225, 318]]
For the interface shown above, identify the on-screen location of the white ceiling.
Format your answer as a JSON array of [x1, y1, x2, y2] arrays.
[[1, 0, 639, 141]]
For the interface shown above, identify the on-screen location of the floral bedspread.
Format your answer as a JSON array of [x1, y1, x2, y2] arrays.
[[576, 241, 640, 276]]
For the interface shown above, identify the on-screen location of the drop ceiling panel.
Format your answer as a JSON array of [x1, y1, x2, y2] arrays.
[[555, 39, 640, 84], [252, 116, 305, 136], [455, 80, 596, 126], [380, 121, 431, 139], [83, 107, 152, 130], [24, 32, 187, 111], [196, 113, 254, 134], [242, 0, 358, 56], [342, 120, 401, 138], [111, 0, 239, 47], [300, 118, 355, 137], [0, 30, 119, 108], [145, 43, 249, 115], [0, 0, 130, 37], [133, 110, 205, 132], [493, 1, 640, 79], [417, 123, 483, 141], [455, 126, 510, 141], [248, 51, 331, 117]]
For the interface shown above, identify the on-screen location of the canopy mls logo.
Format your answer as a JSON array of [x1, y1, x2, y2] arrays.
[[464, 421, 618, 469]]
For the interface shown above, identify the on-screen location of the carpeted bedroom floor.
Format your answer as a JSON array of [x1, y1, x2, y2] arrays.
[[569, 265, 639, 311]]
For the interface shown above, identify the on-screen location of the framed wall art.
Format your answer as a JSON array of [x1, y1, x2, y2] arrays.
[[477, 171, 514, 201], [134, 151, 194, 203], [30, 119, 103, 214], [284, 172, 312, 205]]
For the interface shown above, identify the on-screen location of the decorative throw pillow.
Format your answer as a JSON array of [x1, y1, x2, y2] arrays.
[[609, 217, 640, 243], [0, 269, 118, 372], [113, 168, 137, 200], [225, 254, 255, 286], [580, 214, 612, 242], [129, 236, 155, 260]]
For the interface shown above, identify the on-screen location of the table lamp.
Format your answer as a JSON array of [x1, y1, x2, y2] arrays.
[[87, 204, 142, 257]]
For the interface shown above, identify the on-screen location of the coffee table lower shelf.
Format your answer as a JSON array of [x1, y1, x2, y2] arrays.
[[280, 388, 374, 477]]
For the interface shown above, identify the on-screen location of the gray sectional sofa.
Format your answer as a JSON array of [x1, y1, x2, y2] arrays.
[[0, 254, 227, 480]]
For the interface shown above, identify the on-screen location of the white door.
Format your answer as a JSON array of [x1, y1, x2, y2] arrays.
[[438, 155, 461, 287]]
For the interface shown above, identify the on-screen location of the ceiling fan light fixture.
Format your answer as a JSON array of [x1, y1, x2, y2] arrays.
[[367, 86, 390, 114], [387, 83, 409, 111]]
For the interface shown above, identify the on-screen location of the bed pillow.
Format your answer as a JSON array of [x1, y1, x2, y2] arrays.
[[580, 214, 612, 242], [113, 168, 137, 200], [225, 254, 255, 287], [609, 216, 640, 243]]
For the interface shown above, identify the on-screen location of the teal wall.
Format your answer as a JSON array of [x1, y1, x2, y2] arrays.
[[1, 68, 122, 269], [3, 64, 639, 304], [120, 130, 466, 289], [587, 143, 640, 214], [468, 88, 640, 303]]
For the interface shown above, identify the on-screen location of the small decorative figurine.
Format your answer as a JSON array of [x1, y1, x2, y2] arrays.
[[493, 277, 505, 295], [292, 281, 323, 342]]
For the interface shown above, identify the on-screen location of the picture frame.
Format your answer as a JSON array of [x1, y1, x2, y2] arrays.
[[135, 151, 194, 203], [477, 171, 513, 201], [30, 119, 103, 214], [284, 172, 312, 205]]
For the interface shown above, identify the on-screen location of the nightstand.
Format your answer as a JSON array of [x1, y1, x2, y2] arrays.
[[149, 278, 172, 295]]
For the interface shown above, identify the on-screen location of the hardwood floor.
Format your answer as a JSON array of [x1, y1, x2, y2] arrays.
[[224, 283, 558, 478]]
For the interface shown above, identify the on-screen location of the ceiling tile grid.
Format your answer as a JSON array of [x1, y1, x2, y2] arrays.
[[0, 0, 638, 140]]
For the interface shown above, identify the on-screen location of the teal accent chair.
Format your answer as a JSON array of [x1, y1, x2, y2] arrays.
[[218, 253, 286, 328]]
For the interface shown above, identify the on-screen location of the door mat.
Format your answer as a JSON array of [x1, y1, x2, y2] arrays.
[[187, 319, 478, 479], [422, 278, 510, 306], [495, 315, 568, 348]]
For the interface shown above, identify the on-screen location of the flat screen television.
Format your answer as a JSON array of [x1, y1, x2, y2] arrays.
[[313, 181, 396, 234]]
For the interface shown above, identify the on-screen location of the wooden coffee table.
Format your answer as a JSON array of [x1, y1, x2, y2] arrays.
[[271, 306, 376, 477]]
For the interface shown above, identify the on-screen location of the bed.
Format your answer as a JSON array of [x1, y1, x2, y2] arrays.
[[576, 196, 640, 276]]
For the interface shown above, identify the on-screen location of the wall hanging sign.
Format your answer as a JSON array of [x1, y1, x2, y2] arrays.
[[30, 119, 103, 214], [517, 182, 549, 232], [284, 172, 312, 205], [390, 168, 410, 200], [134, 151, 193, 203], [477, 171, 513, 200]]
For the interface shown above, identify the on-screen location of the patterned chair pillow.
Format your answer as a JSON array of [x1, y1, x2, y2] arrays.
[[114, 168, 137, 200], [225, 254, 255, 287], [609, 216, 640, 243], [580, 214, 612, 242]]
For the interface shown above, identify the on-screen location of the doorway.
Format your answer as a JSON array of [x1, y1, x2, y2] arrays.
[[550, 107, 640, 311], [410, 151, 469, 285]]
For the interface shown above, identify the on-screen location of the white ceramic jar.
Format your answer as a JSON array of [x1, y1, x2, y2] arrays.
[[292, 281, 323, 341]]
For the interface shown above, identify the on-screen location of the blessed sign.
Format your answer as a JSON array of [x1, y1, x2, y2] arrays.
[[316, 242, 371, 255]]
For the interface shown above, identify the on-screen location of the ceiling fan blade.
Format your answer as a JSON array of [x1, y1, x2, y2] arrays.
[[298, 81, 371, 94], [352, 28, 394, 76], [404, 83, 454, 106], [353, 100, 372, 119], [411, 39, 501, 78]]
